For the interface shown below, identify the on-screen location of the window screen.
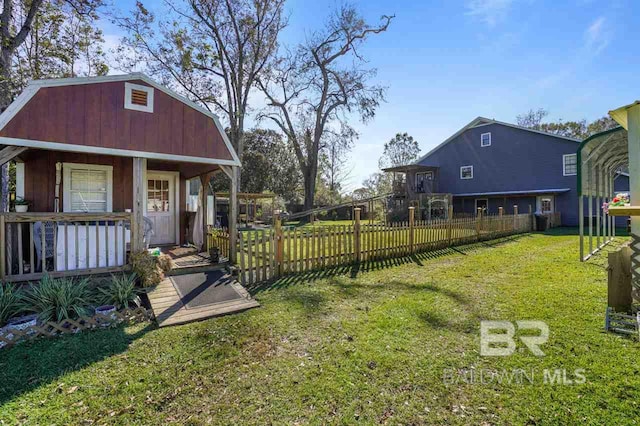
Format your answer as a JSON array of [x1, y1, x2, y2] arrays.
[[563, 154, 577, 176], [68, 168, 109, 212]]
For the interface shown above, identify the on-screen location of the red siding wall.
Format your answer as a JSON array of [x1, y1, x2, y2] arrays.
[[23, 151, 133, 213], [22, 151, 193, 245], [1, 80, 233, 161]]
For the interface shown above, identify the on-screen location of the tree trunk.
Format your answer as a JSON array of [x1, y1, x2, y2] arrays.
[[0, 52, 13, 112], [0, 54, 12, 213], [302, 154, 319, 219]]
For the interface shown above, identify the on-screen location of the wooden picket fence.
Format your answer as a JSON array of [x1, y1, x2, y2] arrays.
[[236, 206, 535, 286], [0, 307, 154, 349], [207, 226, 230, 260]]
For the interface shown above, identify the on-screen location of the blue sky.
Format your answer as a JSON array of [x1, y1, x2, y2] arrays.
[[102, 0, 640, 191]]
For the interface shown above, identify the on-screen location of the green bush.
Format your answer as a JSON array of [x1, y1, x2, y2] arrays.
[[19, 275, 93, 323], [0, 282, 24, 326], [97, 274, 141, 310]]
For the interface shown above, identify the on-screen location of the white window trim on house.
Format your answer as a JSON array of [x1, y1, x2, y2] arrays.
[[124, 82, 154, 113], [460, 165, 474, 179], [62, 163, 113, 213], [563, 153, 577, 176], [480, 132, 491, 147]]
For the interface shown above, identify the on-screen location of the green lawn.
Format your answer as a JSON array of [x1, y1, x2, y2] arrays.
[[2, 229, 639, 425]]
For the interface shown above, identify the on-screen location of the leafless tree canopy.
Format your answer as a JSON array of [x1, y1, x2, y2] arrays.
[[259, 5, 393, 210], [116, 0, 287, 162]]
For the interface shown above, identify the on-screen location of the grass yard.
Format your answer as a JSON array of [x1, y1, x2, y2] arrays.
[[1, 229, 639, 425]]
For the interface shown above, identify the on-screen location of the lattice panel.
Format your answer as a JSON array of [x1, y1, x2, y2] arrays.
[[0, 307, 154, 349]]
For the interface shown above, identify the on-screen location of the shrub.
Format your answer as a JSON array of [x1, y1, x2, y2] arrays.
[[156, 253, 174, 273], [19, 275, 93, 323], [98, 274, 141, 310], [130, 251, 163, 287], [0, 282, 24, 326]]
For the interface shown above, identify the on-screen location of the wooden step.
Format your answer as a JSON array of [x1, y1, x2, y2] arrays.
[[157, 299, 260, 327], [166, 262, 230, 276]]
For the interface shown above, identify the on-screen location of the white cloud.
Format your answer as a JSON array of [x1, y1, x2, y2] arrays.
[[585, 16, 610, 54], [465, 0, 514, 27], [536, 16, 612, 89]]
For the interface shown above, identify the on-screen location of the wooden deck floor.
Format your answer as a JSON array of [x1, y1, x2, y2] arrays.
[[147, 275, 259, 327]]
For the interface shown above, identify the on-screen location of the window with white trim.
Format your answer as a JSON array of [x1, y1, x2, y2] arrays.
[[63, 163, 113, 212], [563, 154, 577, 176], [460, 165, 473, 179], [480, 132, 491, 147], [124, 82, 154, 113]]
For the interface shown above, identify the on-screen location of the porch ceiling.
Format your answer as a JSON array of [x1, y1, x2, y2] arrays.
[[143, 160, 221, 180]]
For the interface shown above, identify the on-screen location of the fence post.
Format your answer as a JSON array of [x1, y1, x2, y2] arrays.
[[498, 207, 503, 232], [274, 213, 284, 276], [354, 207, 361, 263], [476, 207, 482, 240], [513, 205, 518, 231], [447, 205, 453, 246], [529, 204, 534, 231], [408, 206, 415, 254]]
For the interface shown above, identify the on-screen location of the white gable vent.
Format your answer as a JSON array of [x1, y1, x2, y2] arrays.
[[124, 82, 154, 113]]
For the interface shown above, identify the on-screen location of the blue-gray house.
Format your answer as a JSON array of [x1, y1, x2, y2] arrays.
[[384, 117, 629, 226]]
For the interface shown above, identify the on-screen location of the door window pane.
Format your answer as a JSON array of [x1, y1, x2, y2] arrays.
[[148, 179, 170, 212]]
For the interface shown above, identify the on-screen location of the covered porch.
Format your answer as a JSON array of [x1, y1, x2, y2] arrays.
[[0, 148, 239, 282]]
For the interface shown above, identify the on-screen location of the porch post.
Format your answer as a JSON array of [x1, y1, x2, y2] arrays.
[[627, 104, 640, 300], [132, 157, 145, 253], [199, 173, 209, 252], [229, 166, 238, 264]]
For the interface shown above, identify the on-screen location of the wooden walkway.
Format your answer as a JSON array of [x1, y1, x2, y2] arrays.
[[147, 274, 259, 327]]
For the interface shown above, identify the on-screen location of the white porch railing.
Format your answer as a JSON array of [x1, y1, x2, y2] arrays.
[[0, 212, 132, 282]]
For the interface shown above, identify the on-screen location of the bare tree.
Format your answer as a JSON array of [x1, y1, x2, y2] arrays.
[[259, 5, 393, 212], [1, 0, 45, 111], [320, 124, 355, 193], [116, 0, 287, 184], [516, 108, 548, 130]]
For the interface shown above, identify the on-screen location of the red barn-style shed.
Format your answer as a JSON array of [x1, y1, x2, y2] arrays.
[[0, 73, 240, 282]]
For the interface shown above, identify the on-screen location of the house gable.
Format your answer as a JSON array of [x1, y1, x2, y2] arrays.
[[416, 120, 580, 196], [0, 74, 240, 166]]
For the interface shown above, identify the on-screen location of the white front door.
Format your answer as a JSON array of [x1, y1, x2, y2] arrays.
[[146, 172, 176, 245]]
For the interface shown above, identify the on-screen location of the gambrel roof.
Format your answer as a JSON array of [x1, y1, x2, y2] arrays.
[[0, 73, 241, 167]]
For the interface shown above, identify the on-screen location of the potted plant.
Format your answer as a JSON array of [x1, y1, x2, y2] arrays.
[[94, 304, 117, 326], [14, 197, 29, 213], [6, 313, 38, 331]]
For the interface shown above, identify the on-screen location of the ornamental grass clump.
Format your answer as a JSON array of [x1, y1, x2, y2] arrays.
[[98, 274, 141, 310], [19, 275, 93, 323], [0, 282, 24, 326]]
